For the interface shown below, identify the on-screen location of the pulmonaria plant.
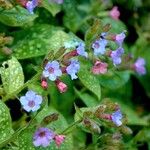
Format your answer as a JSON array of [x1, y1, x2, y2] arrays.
[[20, 90, 42, 112]]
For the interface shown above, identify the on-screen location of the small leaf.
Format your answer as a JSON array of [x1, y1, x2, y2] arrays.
[[0, 57, 24, 95], [0, 6, 37, 27], [0, 100, 13, 144], [85, 19, 102, 49], [41, 0, 61, 16]]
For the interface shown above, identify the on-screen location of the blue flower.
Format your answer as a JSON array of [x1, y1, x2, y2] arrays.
[[20, 90, 42, 112], [42, 61, 62, 81], [110, 47, 124, 66], [26, 0, 38, 14], [111, 110, 123, 126], [92, 38, 108, 56], [76, 42, 88, 58], [66, 59, 80, 80], [33, 127, 55, 147]]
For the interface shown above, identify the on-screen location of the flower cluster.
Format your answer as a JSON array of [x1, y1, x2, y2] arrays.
[[33, 127, 65, 148], [41, 41, 88, 93]]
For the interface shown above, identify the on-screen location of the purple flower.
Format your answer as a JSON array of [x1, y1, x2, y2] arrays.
[[111, 110, 123, 127], [26, 0, 38, 14], [42, 61, 62, 81], [33, 128, 55, 147], [110, 47, 124, 65], [134, 58, 146, 75], [92, 38, 108, 56], [20, 90, 42, 112], [115, 32, 126, 46], [76, 42, 88, 58], [66, 59, 80, 80]]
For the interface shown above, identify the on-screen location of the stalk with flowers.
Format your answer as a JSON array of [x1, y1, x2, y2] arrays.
[[0, 0, 149, 150]]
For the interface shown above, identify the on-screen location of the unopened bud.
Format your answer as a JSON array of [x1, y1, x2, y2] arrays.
[[120, 126, 132, 135], [1, 47, 12, 55], [41, 78, 48, 89], [55, 79, 68, 93], [42, 113, 59, 125]]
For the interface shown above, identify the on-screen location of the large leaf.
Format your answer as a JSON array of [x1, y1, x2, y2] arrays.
[[0, 6, 37, 27], [11, 24, 70, 59], [41, 0, 61, 16], [78, 59, 101, 100], [0, 100, 13, 144], [0, 57, 24, 95], [98, 70, 130, 90]]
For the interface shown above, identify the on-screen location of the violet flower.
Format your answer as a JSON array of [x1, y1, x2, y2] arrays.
[[42, 61, 62, 81], [20, 90, 42, 112], [33, 128, 55, 147]]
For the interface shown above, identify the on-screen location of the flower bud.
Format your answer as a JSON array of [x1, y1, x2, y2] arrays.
[[54, 135, 65, 148], [109, 6, 120, 20], [55, 79, 68, 93], [42, 113, 59, 125], [41, 78, 48, 89]]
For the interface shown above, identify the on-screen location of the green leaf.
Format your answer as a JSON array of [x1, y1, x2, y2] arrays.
[[0, 57, 24, 95], [0, 100, 13, 144], [78, 59, 101, 100], [41, 0, 61, 16], [11, 24, 70, 59], [98, 70, 130, 89], [0, 6, 37, 27], [75, 88, 99, 107], [63, 0, 82, 32]]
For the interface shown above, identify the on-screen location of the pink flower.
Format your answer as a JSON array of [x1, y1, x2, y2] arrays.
[[55, 79, 68, 93], [41, 79, 48, 89], [92, 60, 108, 74], [54, 135, 65, 148], [109, 6, 120, 20]]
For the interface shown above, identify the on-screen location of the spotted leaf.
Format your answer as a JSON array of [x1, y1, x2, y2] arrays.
[[0, 57, 24, 95]]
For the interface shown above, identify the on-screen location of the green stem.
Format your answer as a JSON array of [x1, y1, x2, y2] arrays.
[[61, 119, 82, 135], [2, 71, 42, 102]]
